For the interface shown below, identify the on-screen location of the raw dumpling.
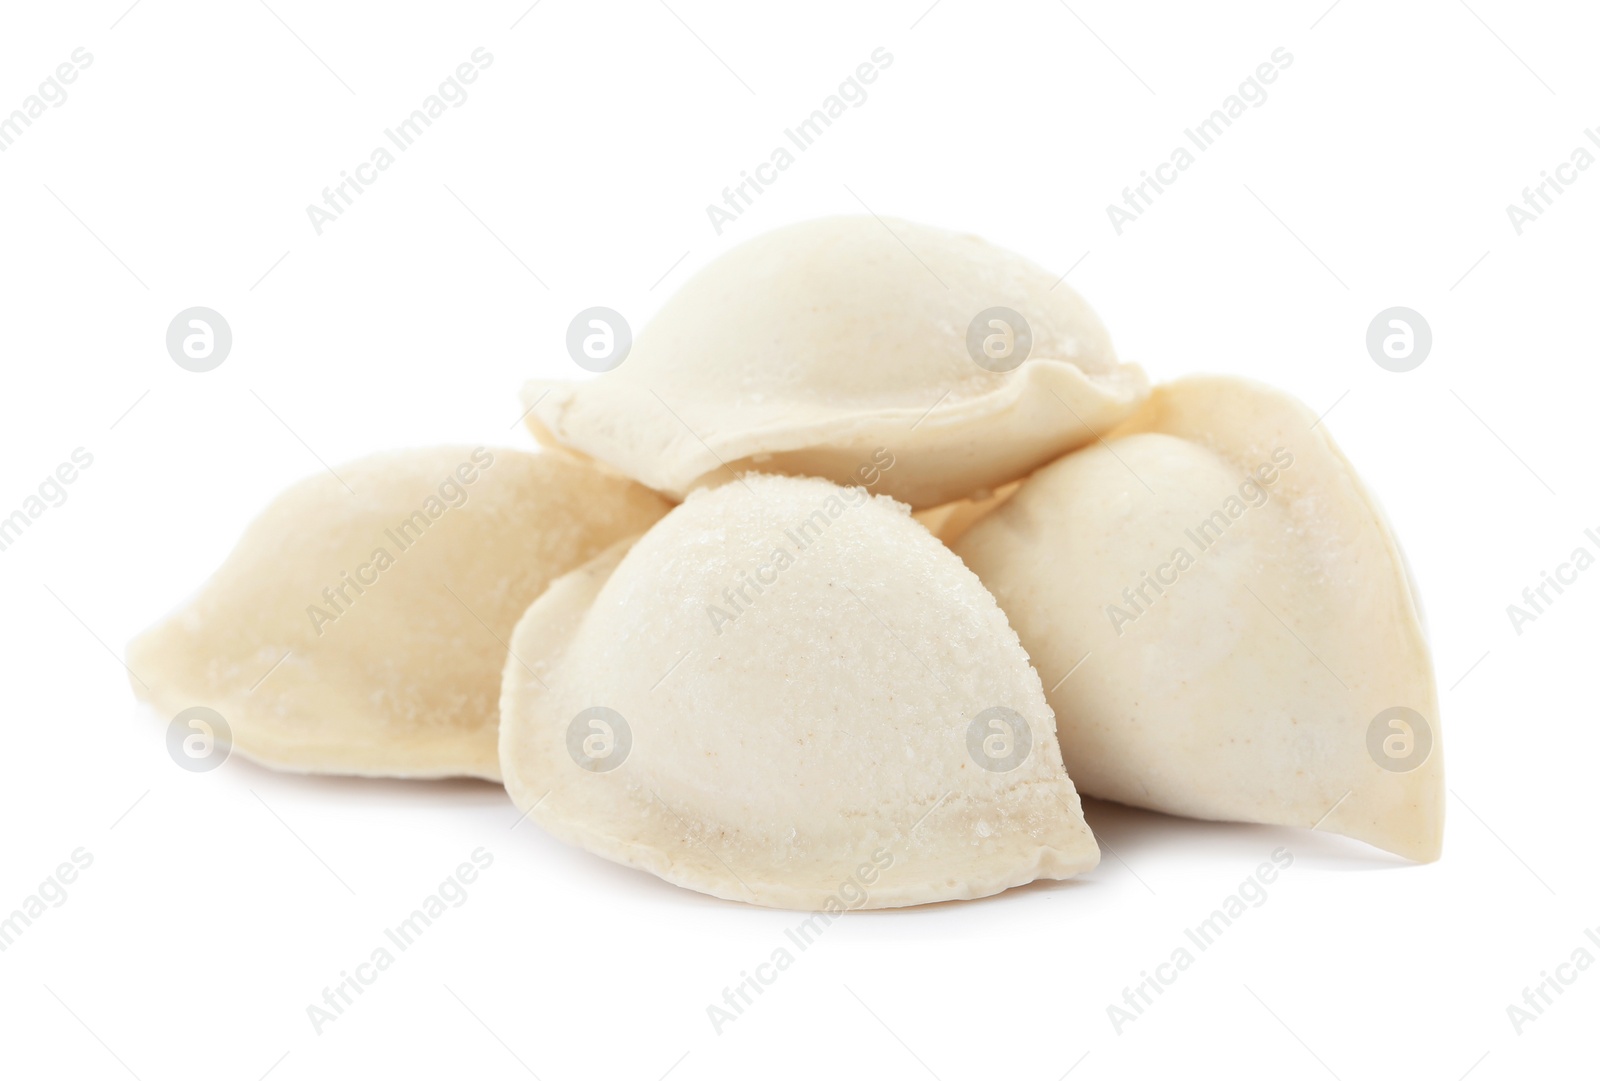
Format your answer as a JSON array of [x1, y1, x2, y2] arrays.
[[953, 376, 1444, 861], [129, 448, 672, 780], [523, 216, 1149, 508], [498, 473, 1099, 908]]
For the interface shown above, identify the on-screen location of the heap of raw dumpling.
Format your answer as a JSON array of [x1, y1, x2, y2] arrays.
[[129, 215, 1442, 911]]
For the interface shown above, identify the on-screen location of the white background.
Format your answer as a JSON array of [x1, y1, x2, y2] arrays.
[[1, 1, 1595, 1078]]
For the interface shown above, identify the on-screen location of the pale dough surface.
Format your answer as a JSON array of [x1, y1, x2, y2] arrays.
[[499, 474, 1100, 909], [525, 215, 1149, 507], [954, 376, 1444, 861], [129, 447, 671, 779]]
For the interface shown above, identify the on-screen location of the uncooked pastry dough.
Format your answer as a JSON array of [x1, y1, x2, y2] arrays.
[[913, 480, 1021, 545], [498, 473, 1100, 908], [954, 376, 1444, 861], [128, 448, 671, 780], [523, 216, 1149, 507]]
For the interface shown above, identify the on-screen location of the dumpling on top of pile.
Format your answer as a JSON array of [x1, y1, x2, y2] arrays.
[[523, 216, 1149, 508]]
